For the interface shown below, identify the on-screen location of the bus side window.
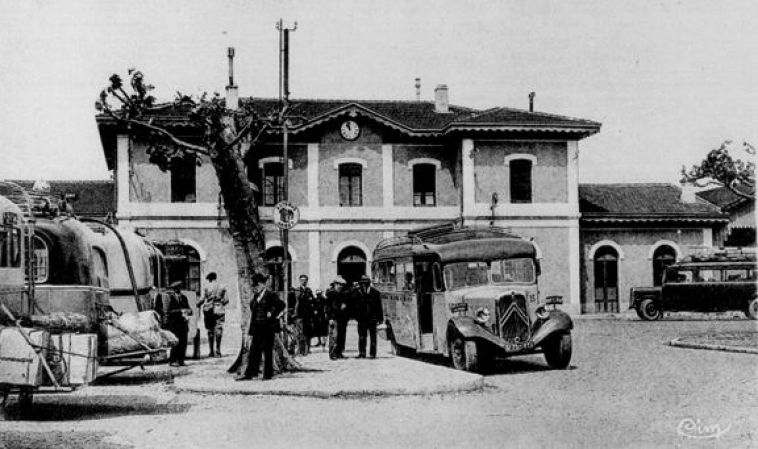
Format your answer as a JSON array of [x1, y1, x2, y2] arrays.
[[388, 261, 396, 287], [403, 262, 414, 290]]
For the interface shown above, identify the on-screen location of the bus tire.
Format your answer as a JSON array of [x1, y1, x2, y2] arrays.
[[543, 333, 572, 369], [746, 297, 758, 320], [449, 337, 479, 372], [636, 298, 662, 321]]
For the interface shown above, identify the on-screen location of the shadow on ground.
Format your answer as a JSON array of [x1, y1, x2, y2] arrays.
[[399, 350, 568, 376], [1, 395, 190, 422], [0, 431, 132, 449]]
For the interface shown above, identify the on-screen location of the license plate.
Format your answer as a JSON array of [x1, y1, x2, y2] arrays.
[[503, 341, 533, 352]]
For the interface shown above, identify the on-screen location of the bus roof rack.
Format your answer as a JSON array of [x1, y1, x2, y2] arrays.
[[682, 247, 756, 263]]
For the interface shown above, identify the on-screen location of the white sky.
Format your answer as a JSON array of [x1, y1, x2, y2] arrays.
[[1, 0, 756, 184]]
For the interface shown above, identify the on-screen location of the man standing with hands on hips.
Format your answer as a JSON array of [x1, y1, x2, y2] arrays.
[[236, 273, 285, 381]]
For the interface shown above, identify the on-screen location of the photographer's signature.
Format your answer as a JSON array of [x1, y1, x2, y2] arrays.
[[677, 418, 731, 439]]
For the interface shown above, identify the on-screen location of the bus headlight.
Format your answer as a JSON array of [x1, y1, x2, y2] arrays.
[[474, 307, 491, 325], [535, 305, 550, 320]]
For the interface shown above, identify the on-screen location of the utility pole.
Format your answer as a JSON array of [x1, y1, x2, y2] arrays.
[[277, 19, 297, 339]]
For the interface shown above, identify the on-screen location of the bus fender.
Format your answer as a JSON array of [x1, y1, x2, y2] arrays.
[[447, 316, 502, 347], [531, 310, 573, 347]]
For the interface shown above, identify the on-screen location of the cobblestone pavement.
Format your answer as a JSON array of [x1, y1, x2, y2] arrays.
[[0, 319, 756, 449]]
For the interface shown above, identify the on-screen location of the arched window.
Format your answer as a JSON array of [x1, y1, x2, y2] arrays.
[[652, 245, 677, 286], [510, 159, 533, 203], [412, 163, 436, 206], [265, 246, 291, 292], [594, 246, 619, 313], [339, 163, 363, 207]]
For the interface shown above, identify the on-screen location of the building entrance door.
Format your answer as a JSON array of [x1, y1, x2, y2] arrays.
[[593, 246, 619, 313], [337, 246, 367, 286]]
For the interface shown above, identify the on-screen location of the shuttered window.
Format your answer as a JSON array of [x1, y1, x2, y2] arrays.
[[262, 162, 284, 206], [413, 164, 436, 206], [339, 163, 362, 207]]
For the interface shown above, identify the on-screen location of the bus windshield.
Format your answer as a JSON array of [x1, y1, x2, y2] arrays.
[[443, 258, 536, 290]]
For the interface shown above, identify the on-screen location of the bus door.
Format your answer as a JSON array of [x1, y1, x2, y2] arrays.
[[414, 260, 435, 352]]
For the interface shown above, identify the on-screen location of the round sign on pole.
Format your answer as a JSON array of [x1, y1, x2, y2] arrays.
[[273, 202, 299, 229]]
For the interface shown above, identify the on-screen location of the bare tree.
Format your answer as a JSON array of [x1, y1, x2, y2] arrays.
[[97, 70, 298, 371], [681, 140, 756, 199]]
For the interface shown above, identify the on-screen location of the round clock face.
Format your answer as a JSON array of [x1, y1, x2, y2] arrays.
[[340, 120, 360, 141]]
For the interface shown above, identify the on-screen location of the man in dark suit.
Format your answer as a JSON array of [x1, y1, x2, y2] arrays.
[[326, 276, 350, 360], [236, 273, 285, 381], [165, 281, 192, 366], [353, 275, 384, 358]]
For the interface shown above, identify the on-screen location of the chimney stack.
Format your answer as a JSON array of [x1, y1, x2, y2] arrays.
[[225, 47, 239, 110], [434, 84, 449, 113], [415, 78, 421, 101], [528, 91, 535, 112], [680, 182, 697, 204]]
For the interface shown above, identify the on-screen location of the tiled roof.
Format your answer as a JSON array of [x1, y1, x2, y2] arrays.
[[7, 180, 114, 218], [98, 97, 600, 135], [696, 186, 754, 211], [579, 183, 727, 223]]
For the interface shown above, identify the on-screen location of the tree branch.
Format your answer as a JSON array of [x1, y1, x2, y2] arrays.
[[113, 113, 210, 156]]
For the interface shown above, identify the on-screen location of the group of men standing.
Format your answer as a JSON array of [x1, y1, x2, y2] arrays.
[[326, 274, 384, 360]]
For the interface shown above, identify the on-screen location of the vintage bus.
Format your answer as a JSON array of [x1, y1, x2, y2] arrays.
[[372, 223, 573, 372]]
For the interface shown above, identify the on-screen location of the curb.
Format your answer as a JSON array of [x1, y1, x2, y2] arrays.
[[669, 337, 758, 354], [169, 376, 485, 398]]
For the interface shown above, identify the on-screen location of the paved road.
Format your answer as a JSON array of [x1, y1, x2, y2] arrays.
[[0, 319, 755, 449]]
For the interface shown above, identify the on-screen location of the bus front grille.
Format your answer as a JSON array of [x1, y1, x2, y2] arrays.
[[497, 294, 530, 343]]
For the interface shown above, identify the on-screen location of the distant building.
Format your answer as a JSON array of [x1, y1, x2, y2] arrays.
[[579, 183, 727, 313], [697, 186, 755, 247]]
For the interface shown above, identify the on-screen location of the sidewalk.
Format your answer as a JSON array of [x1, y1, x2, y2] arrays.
[[670, 331, 758, 354], [575, 310, 751, 321], [172, 324, 484, 398]]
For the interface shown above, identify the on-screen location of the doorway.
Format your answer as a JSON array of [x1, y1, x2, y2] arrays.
[[593, 246, 619, 313], [337, 246, 367, 286]]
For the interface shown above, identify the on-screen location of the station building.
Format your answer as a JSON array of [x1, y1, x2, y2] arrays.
[[95, 86, 727, 317]]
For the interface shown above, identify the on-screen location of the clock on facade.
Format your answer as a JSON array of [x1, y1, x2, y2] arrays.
[[340, 120, 360, 141]]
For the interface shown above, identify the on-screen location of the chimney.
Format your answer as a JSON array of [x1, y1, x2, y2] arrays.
[[434, 84, 449, 113], [414, 77, 421, 101], [528, 92, 535, 112], [680, 182, 697, 204], [225, 47, 239, 110]]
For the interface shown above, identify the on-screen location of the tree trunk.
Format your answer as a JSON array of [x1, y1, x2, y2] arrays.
[[210, 142, 301, 374]]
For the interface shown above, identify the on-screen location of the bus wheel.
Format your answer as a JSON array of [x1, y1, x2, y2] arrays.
[[18, 389, 33, 413], [746, 298, 758, 320], [0, 389, 8, 421], [636, 299, 662, 321], [543, 333, 572, 369], [449, 337, 478, 372]]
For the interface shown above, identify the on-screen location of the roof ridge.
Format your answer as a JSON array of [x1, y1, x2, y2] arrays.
[[486, 106, 601, 125], [579, 182, 677, 187]]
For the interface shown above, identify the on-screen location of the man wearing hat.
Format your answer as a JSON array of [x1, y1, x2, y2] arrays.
[[236, 272, 285, 380], [353, 274, 384, 358], [166, 281, 192, 366], [326, 276, 350, 360]]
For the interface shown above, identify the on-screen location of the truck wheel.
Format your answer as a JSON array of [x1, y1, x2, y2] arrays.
[[746, 298, 758, 320], [449, 337, 479, 372], [543, 333, 572, 369], [636, 298, 662, 321]]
